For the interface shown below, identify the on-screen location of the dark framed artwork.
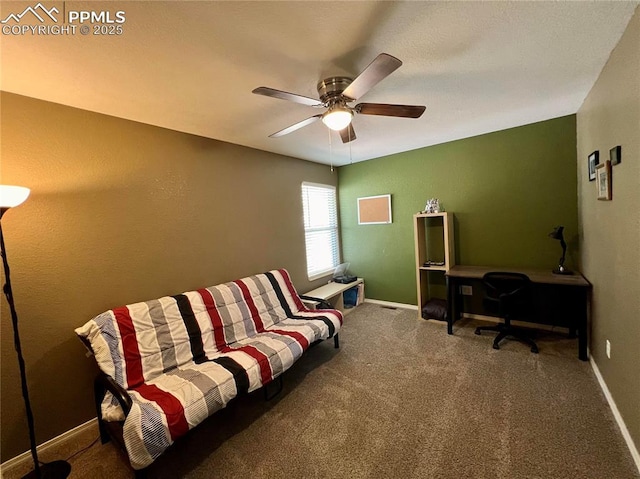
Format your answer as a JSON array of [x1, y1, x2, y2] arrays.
[[588, 151, 599, 181], [609, 145, 622, 165], [596, 160, 612, 201]]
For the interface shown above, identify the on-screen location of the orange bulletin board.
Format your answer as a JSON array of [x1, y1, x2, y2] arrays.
[[357, 194, 392, 224]]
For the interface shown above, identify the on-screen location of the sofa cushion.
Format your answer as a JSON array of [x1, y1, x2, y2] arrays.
[[75, 269, 335, 390], [122, 359, 239, 469], [121, 324, 326, 470]]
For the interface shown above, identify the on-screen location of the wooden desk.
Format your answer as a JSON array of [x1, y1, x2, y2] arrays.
[[445, 265, 591, 360]]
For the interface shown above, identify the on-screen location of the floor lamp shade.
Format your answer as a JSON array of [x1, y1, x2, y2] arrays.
[[0, 184, 71, 479], [0, 185, 30, 210]]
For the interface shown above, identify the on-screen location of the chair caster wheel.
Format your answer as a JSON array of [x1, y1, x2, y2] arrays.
[[475, 329, 481, 335], [531, 347, 539, 354], [492, 343, 500, 350]]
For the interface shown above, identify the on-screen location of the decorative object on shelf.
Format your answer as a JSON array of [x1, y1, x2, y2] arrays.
[[588, 151, 599, 181], [548, 225, 572, 275], [357, 194, 392, 224], [0, 185, 72, 479], [423, 260, 445, 267], [423, 198, 440, 213], [343, 286, 359, 309], [596, 160, 612, 200], [609, 145, 621, 165], [421, 298, 448, 322], [333, 262, 357, 284]]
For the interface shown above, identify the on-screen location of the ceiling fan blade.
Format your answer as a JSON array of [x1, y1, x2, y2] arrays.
[[339, 124, 357, 143], [342, 53, 403, 101], [355, 103, 426, 118], [252, 87, 323, 107], [269, 115, 323, 138]]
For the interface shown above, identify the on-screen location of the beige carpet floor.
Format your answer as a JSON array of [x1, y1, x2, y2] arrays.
[[5, 303, 639, 478]]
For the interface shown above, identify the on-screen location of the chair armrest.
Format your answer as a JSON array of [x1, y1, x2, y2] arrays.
[[95, 373, 133, 416], [78, 335, 95, 357], [299, 295, 333, 310]]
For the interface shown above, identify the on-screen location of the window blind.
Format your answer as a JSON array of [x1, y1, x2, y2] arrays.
[[301, 182, 340, 279]]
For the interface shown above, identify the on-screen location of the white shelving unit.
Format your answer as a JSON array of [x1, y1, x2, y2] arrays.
[[413, 212, 455, 318], [302, 278, 364, 316]]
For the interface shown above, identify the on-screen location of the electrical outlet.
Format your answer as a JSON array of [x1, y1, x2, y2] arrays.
[[606, 340, 611, 359], [460, 285, 473, 296]]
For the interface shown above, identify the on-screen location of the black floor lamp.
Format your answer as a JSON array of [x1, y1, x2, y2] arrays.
[[0, 185, 71, 479]]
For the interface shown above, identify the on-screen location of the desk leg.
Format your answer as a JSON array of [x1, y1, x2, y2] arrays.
[[446, 276, 455, 335], [578, 289, 588, 361]]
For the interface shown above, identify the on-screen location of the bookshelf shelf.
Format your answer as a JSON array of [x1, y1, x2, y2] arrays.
[[414, 212, 455, 318]]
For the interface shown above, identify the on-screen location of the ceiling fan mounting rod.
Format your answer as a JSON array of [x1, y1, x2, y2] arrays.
[[317, 76, 353, 103], [325, 97, 349, 110]]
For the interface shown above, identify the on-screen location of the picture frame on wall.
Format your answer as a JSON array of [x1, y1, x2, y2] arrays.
[[588, 150, 599, 181], [596, 160, 612, 201], [609, 145, 622, 165]]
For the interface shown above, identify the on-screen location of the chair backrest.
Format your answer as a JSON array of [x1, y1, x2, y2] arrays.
[[482, 272, 532, 317]]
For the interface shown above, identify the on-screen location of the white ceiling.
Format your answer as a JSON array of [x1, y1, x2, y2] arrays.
[[1, 1, 638, 166]]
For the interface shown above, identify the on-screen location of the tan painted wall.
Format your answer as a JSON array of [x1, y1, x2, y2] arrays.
[[576, 8, 640, 450], [0, 92, 337, 461]]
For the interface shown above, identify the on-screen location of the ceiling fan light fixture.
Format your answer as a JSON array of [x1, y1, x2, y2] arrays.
[[254, 53, 424, 141], [322, 107, 353, 131]]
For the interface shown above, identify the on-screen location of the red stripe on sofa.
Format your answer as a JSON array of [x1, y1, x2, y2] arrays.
[[198, 288, 273, 384], [225, 344, 273, 385], [268, 329, 310, 350], [233, 279, 265, 332], [113, 306, 145, 389], [197, 288, 227, 351], [134, 383, 189, 441], [227, 281, 274, 384]]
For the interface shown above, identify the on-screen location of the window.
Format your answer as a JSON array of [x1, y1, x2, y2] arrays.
[[301, 182, 340, 280]]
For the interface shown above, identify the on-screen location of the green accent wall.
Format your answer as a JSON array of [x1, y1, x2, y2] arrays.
[[338, 115, 578, 305]]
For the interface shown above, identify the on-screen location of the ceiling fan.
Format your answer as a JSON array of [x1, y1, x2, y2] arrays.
[[252, 53, 426, 143]]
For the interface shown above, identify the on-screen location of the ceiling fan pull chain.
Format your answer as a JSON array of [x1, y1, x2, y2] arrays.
[[328, 127, 334, 172]]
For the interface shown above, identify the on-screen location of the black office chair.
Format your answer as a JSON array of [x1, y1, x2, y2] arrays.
[[475, 272, 539, 353]]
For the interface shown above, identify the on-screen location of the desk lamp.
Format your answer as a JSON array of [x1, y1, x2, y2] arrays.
[[548, 225, 572, 275], [0, 185, 71, 479]]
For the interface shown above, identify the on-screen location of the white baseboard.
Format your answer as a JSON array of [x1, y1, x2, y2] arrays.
[[0, 418, 97, 474], [364, 298, 418, 310], [590, 358, 640, 474], [363, 304, 570, 335]]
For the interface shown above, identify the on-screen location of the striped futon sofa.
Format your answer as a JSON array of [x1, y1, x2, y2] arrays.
[[75, 269, 343, 472]]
